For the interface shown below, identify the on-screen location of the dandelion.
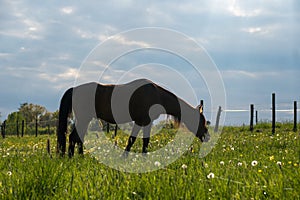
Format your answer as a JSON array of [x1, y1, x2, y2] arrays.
[[237, 162, 242, 167], [251, 160, 258, 166], [220, 161, 224, 165], [269, 155, 274, 161], [181, 164, 187, 169], [231, 147, 235, 151], [258, 169, 262, 173], [7, 171, 12, 176], [276, 161, 282, 166], [207, 172, 215, 179], [294, 163, 298, 167], [154, 161, 161, 167]]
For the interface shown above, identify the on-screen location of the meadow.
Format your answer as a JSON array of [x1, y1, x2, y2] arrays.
[[0, 123, 299, 199]]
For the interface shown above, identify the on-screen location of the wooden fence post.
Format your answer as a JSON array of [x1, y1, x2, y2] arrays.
[[114, 124, 118, 138], [21, 120, 24, 137], [200, 100, 204, 109], [1, 120, 6, 138], [250, 104, 254, 132], [214, 106, 222, 132], [272, 93, 276, 134], [294, 101, 297, 132], [47, 138, 51, 156], [35, 118, 38, 137], [255, 110, 258, 125]]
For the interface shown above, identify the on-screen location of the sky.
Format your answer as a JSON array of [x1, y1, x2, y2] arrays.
[[0, 0, 299, 125]]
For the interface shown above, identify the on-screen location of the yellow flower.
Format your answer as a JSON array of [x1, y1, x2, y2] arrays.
[[258, 169, 262, 173], [294, 163, 298, 167], [269, 155, 274, 161], [288, 161, 292, 164]]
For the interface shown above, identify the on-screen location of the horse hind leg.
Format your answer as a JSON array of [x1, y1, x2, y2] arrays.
[[68, 123, 85, 157], [142, 123, 152, 154], [124, 123, 141, 155], [68, 129, 76, 158]]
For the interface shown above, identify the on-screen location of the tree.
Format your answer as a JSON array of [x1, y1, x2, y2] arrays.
[[18, 103, 46, 123]]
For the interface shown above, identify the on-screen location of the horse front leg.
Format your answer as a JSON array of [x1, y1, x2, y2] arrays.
[[124, 123, 141, 154], [142, 123, 152, 154]]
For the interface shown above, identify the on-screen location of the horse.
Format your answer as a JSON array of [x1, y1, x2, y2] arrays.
[[56, 79, 210, 157]]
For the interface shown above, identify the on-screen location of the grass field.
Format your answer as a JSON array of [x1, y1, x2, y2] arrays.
[[0, 123, 299, 199]]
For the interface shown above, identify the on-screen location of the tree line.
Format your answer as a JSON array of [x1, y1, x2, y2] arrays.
[[2, 103, 59, 135]]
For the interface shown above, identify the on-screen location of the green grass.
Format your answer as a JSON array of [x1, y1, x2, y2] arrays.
[[0, 124, 299, 199]]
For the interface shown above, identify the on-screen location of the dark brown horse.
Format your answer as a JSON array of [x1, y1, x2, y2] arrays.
[[57, 79, 209, 157]]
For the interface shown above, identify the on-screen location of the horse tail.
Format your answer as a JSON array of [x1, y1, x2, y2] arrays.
[[57, 87, 73, 156]]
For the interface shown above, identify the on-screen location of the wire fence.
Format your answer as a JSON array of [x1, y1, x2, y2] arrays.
[[1, 94, 299, 138]]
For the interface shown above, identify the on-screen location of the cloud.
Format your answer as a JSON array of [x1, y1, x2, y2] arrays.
[[0, 0, 299, 123], [227, 0, 262, 17], [61, 7, 74, 15]]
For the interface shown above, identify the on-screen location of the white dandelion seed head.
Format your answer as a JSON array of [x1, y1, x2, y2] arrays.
[[251, 160, 258, 166], [181, 164, 187, 169], [7, 171, 12, 176], [276, 161, 282, 166], [237, 162, 243, 166], [220, 161, 225, 165], [207, 172, 215, 179]]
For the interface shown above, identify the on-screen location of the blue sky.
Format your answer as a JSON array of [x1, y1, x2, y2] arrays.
[[0, 0, 299, 125]]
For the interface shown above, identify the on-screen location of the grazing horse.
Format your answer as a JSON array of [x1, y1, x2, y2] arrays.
[[57, 79, 209, 157]]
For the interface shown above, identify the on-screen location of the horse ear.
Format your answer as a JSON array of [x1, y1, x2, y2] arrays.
[[199, 105, 203, 114]]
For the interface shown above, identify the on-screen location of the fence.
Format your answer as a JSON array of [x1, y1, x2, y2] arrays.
[[247, 93, 298, 133], [222, 93, 298, 133], [1, 93, 298, 138], [1, 119, 58, 138]]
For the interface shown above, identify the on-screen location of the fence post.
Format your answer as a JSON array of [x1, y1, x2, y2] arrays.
[[47, 138, 51, 156], [200, 100, 204, 109], [294, 101, 297, 132], [21, 120, 24, 137], [272, 93, 276, 134], [250, 104, 254, 132], [114, 124, 118, 138], [214, 106, 222, 132], [35, 118, 38, 137], [1, 120, 6, 138], [255, 110, 258, 125]]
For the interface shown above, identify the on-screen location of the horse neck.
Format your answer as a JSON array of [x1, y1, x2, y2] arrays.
[[178, 99, 199, 134], [159, 88, 199, 134]]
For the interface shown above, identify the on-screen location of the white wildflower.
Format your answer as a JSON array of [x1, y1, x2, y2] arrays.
[[251, 160, 258, 166], [181, 164, 187, 169], [207, 172, 215, 179]]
